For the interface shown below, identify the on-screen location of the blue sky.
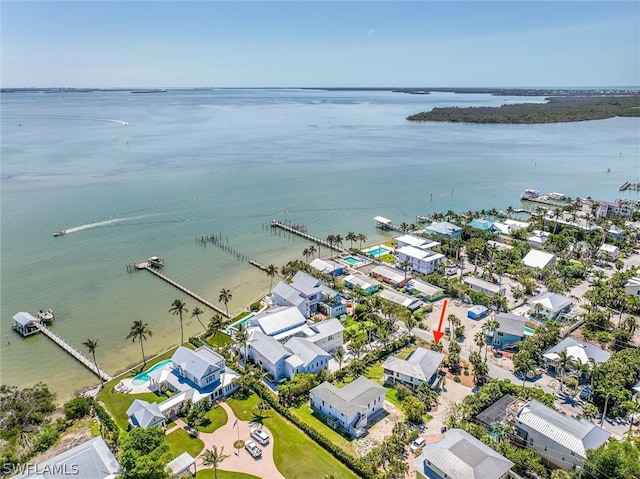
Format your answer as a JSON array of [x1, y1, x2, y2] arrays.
[[2, 1, 638, 88]]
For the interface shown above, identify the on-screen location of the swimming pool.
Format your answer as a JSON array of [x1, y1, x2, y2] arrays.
[[524, 326, 535, 335], [343, 256, 362, 265], [132, 359, 172, 385], [367, 246, 391, 256], [230, 313, 254, 330]]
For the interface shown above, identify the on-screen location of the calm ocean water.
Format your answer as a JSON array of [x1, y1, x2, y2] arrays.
[[1, 89, 639, 401]]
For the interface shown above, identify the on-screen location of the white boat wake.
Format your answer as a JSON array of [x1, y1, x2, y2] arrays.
[[64, 215, 144, 234]]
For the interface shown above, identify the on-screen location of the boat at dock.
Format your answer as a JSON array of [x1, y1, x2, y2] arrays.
[[521, 189, 540, 200], [37, 308, 55, 322], [147, 256, 165, 268], [53, 230, 66, 237]]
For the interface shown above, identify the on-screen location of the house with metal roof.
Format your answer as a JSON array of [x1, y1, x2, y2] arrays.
[[273, 271, 343, 318], [343, 273, 381, 294], [310, 376, 386, 438], [528, 291, 573, 320], [371, 265, 410, 287], [379, 288, 424, 311], [523, 249, 556, 269], [12, 436, 120, 479], [542, 337, 611, 372], [527, 230, 550, 249], [246, 330, 292, 381], [395, 245, 445, 275], [284, 337, 331, 376], [597, 243, 619, 261], [251, 306, 308, 337], [624, 276, 640, 297], [308, 317, 344, 353], [126, 399, 165, 429], [511, 400, 610, 469], [490, 312, 527, 350], [382, 347, 444, 390], [414, 428, 514, 479], [424, 221, 462, 239], [309, 258, 344, 276], [467, 218, 493, 231], [406, 279, 444, 302], [463, 275, 504, 296], [395, 234, 440, 250]]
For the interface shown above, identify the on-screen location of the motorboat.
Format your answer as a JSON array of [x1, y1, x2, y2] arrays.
[[53, 231, 66, 237]]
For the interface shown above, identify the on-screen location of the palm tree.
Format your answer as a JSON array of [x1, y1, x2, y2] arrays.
[[303, 247, 311, 262], [207, 313, 225, 340], [482, 317, 499, 360], [346, 232, 357, 248], [554, 350, 576, 393], [82, 338, 104, 388], [219, 288, 232, 316], [332, 348, 345, 370], [326, 234, 335, 249], [235, 323, 250, 367], [309, 244, 317, 259], [169, 299, 189, 345], [474, 331, 486, 354], [357, 233, 367, 249], [191, 306, 206, 332], [334, 234, 343, 250], [201, 445, 230, 479], [400, 257, 412, 281], [126, 320, 152, 367], [266, 264, 278, 293]]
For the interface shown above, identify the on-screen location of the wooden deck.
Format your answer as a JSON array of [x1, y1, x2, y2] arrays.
[[136, 263, 231, 318], [33, 323, 112, 382]]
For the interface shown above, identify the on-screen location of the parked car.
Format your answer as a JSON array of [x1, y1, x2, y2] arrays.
[[579, 386, 591, 400], [250, 426, 270, 445], [410, 437, 426, 453], [245, 440, 262, 458]]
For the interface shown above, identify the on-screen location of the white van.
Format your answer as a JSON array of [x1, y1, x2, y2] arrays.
[[410, 436, 426, 453], [250, 426, 270, 445]]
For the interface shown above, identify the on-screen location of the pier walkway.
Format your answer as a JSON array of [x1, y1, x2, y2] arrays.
[[270, 220, 347, 253], [135, 262, 231, 318], [33, 323, 112, 382]]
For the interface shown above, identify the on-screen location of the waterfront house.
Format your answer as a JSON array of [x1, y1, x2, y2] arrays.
[[370, 265, 410, 287], [467, 218, 493, 231], [528, 291, 573, 320], [317, 292, 347, 318], [309, 258, 344, 276], [424, 221, 462, 239], [382, 347, 444, 390], [395, 245, 445, 275], [522, 249, 556, 269], [246, 331, 291, 381], [250, 306, 309, 340], [307, 317, 344, 353], [490, 312, 527, 350], [395, 234, 440, 250], [542, 337, 611, 372], [624, 276, 640, 297], [127, 399, 166, 429], [272, 271, 334, 318], [463, 275, 504, 297], [510, 400, 610, 469], [310, 376, 386, 438], [12, 436, 120, 479], [343, 273, 381, 294], [581, 198, 634, 220], [379, 288, 424, 311], [406, 279, 444, 302], [414, 428, 514, 479]]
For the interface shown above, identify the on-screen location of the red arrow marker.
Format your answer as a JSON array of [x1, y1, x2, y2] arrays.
[[433, 298, 448, 343]]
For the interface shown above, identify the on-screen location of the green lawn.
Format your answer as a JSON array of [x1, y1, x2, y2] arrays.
[[227, 395, 359, 479], [166, 428, 205, 459], [195, 404, 228, 433], [206, 332, 233, 348], [291, 404, 354, 455], [195, 470, 261, 479]]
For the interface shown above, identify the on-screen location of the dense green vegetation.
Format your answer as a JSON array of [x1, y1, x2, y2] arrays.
[[119, 427, 172, 479], [407, 95, 640, 124]]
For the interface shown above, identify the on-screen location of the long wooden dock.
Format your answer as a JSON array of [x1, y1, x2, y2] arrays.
[[270, 220, 347, 253], [33, 323, 112, 382], [136, 262, 231, 318]]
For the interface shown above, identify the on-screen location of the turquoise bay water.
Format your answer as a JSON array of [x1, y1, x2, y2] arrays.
[[1, 89, 638, 401]]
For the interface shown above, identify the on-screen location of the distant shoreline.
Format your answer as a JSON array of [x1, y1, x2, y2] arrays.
[[406, 94, 640, 124]]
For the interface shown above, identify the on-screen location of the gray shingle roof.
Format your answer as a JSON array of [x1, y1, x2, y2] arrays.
[[516, 400, 610, 457], [414, 428, 513, 479], [382, 347, 444, 383], [285, 337, 330, 366], [171, 345, 224, 380], [310, 376, 386, 417], [249, 331, 290, 364], [126, 399, 164, 428], [495, 312, 526, 337]]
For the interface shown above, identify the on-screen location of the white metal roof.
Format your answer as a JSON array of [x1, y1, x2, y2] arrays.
[[254, 306, 307, 336], [463, 276, 501, 294], [523, 249, 556, 269], [374, 216, 392, 224], [371, 265, 406, 283]]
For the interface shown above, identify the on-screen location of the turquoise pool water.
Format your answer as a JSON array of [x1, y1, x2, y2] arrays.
[[367, 246, 391, 256], [524, 326, 535, 335], [230, 313, 254, 330], [343, 256, 362, 265], [132, 359, 172, 385]]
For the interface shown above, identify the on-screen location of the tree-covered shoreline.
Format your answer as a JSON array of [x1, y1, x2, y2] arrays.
[[407, 95, 640, 124]]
